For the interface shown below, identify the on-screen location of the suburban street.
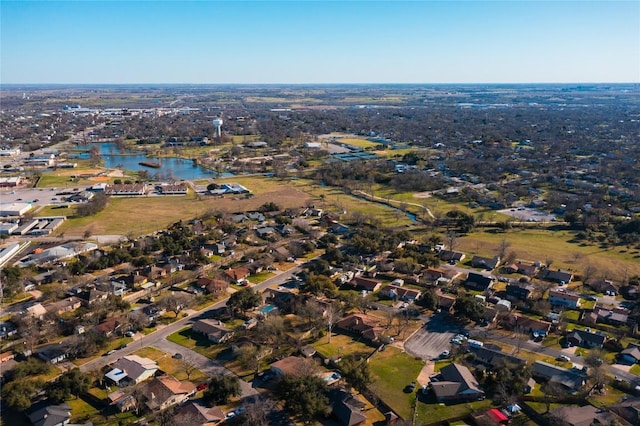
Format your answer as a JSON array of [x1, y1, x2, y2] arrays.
[[404, 316, 640, 387], [79, 263, 304, 396]]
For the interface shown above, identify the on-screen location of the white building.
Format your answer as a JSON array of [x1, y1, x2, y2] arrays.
[[0, 203, 32, 217]]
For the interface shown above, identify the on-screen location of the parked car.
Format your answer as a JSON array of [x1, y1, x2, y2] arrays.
[[439, 350, 450, 358], [407, 381, 417, 392], [557, 355, 571, 362]]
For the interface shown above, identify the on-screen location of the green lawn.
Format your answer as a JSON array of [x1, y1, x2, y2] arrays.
[[312, 333, 376, 359], [249, 271, 275, 284], [368, 346, 425, 419], [166, 327, 228, 360], [415, 399, 494, 425], [630, 364, 640, 375]]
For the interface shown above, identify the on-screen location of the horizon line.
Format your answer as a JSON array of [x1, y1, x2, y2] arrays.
[[2, 81, 638, 87]]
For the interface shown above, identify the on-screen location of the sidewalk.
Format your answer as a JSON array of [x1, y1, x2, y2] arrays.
[[416, 361, 434, 387]]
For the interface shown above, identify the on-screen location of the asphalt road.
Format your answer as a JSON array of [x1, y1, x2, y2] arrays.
[[79, 263, 303, 390], [468, 328, 640, 386]]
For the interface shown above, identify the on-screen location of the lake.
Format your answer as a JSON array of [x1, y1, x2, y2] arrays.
[[91, 142, 229, 180]]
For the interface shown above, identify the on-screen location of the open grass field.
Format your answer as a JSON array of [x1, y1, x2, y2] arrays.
[[368, 346, 425, 419], [335, 137, 381, 149], [49, 177, 312, 237], [457, 228, 640, 281], [289, 179, 415, 228]]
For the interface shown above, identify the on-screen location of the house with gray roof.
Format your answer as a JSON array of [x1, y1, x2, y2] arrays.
[[430, 363, 484, 402], [532, 361, 586, 392]]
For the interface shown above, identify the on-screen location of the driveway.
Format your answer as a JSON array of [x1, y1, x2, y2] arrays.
[[151, 339, 258, 398], [404, 313, 463, 360]]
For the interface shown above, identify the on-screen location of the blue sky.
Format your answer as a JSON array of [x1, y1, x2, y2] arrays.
[[1, 1, 638, 84]]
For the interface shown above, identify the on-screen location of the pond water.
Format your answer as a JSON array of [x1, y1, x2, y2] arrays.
[[91, 142, 228, 180]]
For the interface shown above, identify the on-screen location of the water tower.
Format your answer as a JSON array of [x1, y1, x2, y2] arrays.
[[212, 118, 223, 138]]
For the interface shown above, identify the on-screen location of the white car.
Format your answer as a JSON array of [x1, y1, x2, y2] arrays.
[[557, 355, 571, 362], [439, 350, 450, 358]]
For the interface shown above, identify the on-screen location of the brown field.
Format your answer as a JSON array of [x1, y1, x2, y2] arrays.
[[55, 180, 312, 237]]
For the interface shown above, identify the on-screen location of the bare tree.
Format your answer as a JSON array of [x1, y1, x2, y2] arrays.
[[324, 301, 342, 344], [445, 231, 458, 252], [497, 238, 511, 259], [160, 292, 193, 318], [240, 397, 276, 426]]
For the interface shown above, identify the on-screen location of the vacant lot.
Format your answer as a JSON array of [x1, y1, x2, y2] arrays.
[[368, 346, 424, 420], [51, 178, 312, 237], [457, 228, 640, 281]]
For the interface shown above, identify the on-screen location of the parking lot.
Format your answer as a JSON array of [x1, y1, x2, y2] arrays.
[[1, 187, 73, 208], [498, 207, 556, 222], [404, 312, 464, 361]]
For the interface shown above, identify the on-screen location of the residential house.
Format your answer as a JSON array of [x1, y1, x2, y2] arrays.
[[106, 355, 159, 385], [464, 273, 494, 291], [430, 363, 485, 402], [45, 297, 82, 316], [276, 224, 296, 236], [565, 329, 606, 349], [471, 256, 500, 271], [505, 281, 535, 301], [142, 303, 166, 321], [143, 375, 196, 411], [422, 267, 460, 285], [589, 279, 620, 295], [348, 276, 382, 293], [532, 361, 586, 392], [515, 262, 539, 276], [619, 345, 640, 365], [471, 346, 526, 369], [328, 222, 350, 234], [76, 288, 108, 306], [26, 402, 71, 426], [142, 265, 167, 280], [192, 319, 234, 344], [197, 276, 229, 295], [247, 212, 265, 222], [94, 317, 121, 337], [270, 356, 313, 377], [26, 303, 47, 319], [36, 344, 69, 364], [549, 405, 622, 426], [211, 243, 226, 255], [329, 388, 367, 426], [262, 287, 298, 313], [335, 313, 386, 343], [381, 284, 421, 302], [610, 398, 640, 425], [255, 226, 276, 239], [437, 293, 457, 313], [0, 321, 17, 340], [592, 306, 629, 326], [122, 272, 147, 288], [539, 268, 573, 284], [548, 289, 581, 309], [223, 267, 250, 285], [502, 313, 552, 335], [0, 351, 15, 363], [439, 250, 466, 264], [174, 401, 225, 426]]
